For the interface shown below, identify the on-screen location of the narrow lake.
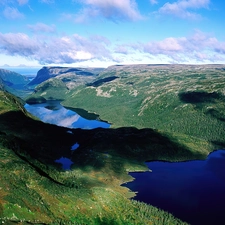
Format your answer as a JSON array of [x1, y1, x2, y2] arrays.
[[24, 101, 110, 129], [125, 150, 225, 225]]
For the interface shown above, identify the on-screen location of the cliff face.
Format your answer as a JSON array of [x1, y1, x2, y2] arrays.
[[28, 67, 51, 85], [28, 66, 104, 86]]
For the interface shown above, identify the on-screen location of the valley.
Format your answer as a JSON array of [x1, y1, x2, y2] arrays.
[[1, 64, 225, 224]]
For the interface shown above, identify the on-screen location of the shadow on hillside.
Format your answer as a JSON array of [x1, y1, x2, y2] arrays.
[[179, 91, 223, 104], [0, 110, 208, 187], [86, 76, 118, 87], [179, 91, 225, 122], [179, 90, 225, 150]]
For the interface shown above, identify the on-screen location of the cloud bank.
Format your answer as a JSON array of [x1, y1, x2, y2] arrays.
[[0, 30, 224, 65], [0, 32, 112, 64], [139, 30, 224, 62]]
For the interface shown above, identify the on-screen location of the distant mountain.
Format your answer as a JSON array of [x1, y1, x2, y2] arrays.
[[0, 68, 29, 87], [26, 66, 105, 102], [29, 66, 104, 86], [0, 68, 31, 99]]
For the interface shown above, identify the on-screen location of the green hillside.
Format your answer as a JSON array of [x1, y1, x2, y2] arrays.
[[14, 64, 225, 224], [58, 64, 225, 153], [0, 69, 32, 98], [0, 90, 190, 224], [29, 64, 225, 154]]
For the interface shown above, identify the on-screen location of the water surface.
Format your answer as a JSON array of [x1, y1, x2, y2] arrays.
[[125, 150, 225, 225], [55, 157, 74, 170], [24, 101, 110, 129]]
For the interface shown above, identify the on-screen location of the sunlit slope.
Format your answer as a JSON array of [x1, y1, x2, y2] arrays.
[[59, 64, 225, 151], [0, 90, 190, 224]]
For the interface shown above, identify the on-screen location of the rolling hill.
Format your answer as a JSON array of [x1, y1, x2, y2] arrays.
[[0, 88, 189, 224], [28, 64, 225, 155]]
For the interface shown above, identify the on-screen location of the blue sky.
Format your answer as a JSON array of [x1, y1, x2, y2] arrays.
[[0, 0, 224, 67]]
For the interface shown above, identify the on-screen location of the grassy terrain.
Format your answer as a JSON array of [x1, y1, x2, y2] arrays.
[[5, 64, 225, 224], [0, 90, 190, 224], [55, 64, 225, 153], [28, 64, 225, 153]]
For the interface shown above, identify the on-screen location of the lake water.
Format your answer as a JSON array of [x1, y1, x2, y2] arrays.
[[24, 97, 225, 224], [25, 101, 110, 170], [125, 150, 225, 225], [24, 101, 110, 129], [55, 157, 74, 170]]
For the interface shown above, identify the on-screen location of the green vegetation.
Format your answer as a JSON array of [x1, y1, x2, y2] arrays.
[[0, 68, 33, 98], [50, 64, 225, 153], [2, 64, 225, 224], [0, 90, 189, 224]]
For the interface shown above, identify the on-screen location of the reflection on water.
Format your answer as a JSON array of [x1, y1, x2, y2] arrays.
[[125, 150, 225, 225], [24, 101, 110, 129], [55, 157, 74, 170]]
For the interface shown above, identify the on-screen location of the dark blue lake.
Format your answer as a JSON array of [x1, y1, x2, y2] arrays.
[[24, 101, 110, 129], [125, 150, 225, 225]]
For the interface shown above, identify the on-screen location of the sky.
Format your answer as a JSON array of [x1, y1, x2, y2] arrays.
[[0, 0, 225, 67]]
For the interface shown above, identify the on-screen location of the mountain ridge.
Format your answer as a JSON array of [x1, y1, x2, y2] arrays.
[[29, 66, 104, 86]]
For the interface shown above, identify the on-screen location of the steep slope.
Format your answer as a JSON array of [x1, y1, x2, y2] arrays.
[[0, 68, 31, 98], [29, 66, 103, 86], [0, 69, 29, 87], [0, 90, 190, 224], [27, 66, 105, 102], [27, 78, 68, 103]]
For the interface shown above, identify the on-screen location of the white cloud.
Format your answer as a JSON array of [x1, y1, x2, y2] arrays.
[[27, 23, 56, 33], [0, 30, 224, 66], [150, 0, 158, 5], [158, 0, 210, 19], [3, 7, 24, 19], [17, 0, 28, 5], [0, 32, 112, 64], [133, 30, 225, 63], [114, 45, 129, 54], [214, 43, 225, 55], [144, 37, 184, 54], [0, 33, 39, 55], [75, 0, 143, 22]]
